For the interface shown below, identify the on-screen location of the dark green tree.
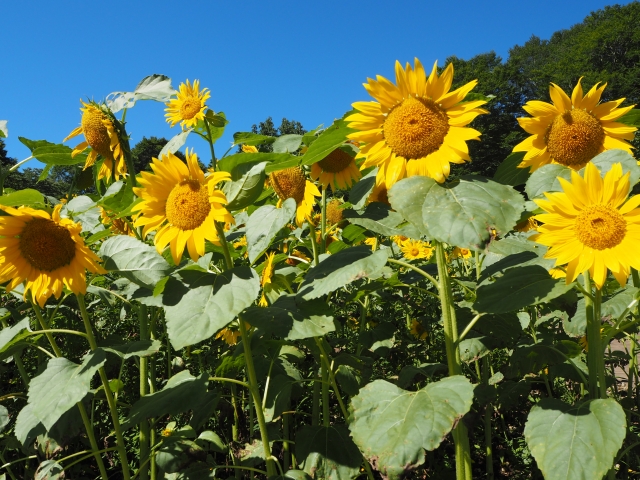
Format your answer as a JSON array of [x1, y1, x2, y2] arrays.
[[130, 136, 186, 173], [250, 117, 306, 152]]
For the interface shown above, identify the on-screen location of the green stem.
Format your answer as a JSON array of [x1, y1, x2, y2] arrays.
[[204, 118, 218, 170], [320, 187, 327, 253], [321, 352, 330, 426], [482, 357, 494, 480], [215, 221, 234, 270], [238, 318, 277, 477], [583, 272, 606, 399], [387, 258, 440, 290], [356, 296, 369, 356], [435, 242, 472, 480], [230, 383, 242, 480], [311, 374, 320, 427], [138, 304, 150, 480], [77, 294, 131, 480], [0, 450, 18, 480], [309, 225, 320, 266], [30, 301, 109, 480]]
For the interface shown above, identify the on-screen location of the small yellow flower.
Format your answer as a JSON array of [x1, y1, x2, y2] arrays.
[[451, 247, 472, 260], [165, 80, 210, 129], [410, 319, 428, 340], [400, 239, 434, 260], [242, 145, 259, 153], [216, 327, 241, 346], [233, 237, 248, 249]]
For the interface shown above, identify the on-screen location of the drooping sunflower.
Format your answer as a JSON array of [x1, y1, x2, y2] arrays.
[[532, 162, 640, 289], [215, 326, 241, 346], [310, 147, 361, 190], [64, 100, 126, 181], [347, 58, 488, 187], [0, 205, 105, 306], [132, 150, 233, 265], [410, 319, 428, 340], [513, 78, 637, 171], [165, 80, 210, 129], [400, 239, 434, 260], [269, 167, 320, 227]]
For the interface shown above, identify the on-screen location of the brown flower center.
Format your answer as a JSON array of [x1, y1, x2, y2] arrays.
[[318, 149, 353, 173], [383, 96, 450, 159], [180, 98, 202, 120], [19, 218, 76, 271], [574, 204, 626, 250], [165, 179, 211, 230], [546, 109, 604, 168], [82, 107, 112, 158], [326, 199, 343, 225], [270, 167, 306, 204]]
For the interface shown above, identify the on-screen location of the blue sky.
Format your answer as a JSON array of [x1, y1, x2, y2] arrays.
[[1, 0, 634, 168]]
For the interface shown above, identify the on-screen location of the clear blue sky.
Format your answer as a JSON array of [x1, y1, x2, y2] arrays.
[[1, 0, 634, 167]]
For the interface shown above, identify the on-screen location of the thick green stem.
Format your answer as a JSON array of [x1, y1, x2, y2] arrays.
[[230, 383, 242, 480], [138, 304, 150, 480], [435, 243, 472, 480], [321, 353, 330, 426], [309, 225, 320, 266], [238, 319, 277, 476], [583, 273, 606, 399], [312, 375, 321, 426], [482, 357, 494, 480], [215, 221, 234, 270], [356, 296, 369, 356], [30, 302, 109, 480], [320, 187, 327, 253], [77, 294, 131, 480]]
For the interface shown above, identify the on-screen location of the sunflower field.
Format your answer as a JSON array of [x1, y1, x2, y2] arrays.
[[1, 58, 640, 480]]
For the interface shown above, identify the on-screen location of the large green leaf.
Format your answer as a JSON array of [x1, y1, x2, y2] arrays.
[[493, 152, 530, 186], [524, 398, 626, 480], [349, 376, 474, 479], [31, 143, 87, 166], [159, 130, 190, 158], [474, 265, 572, 313], [97, 180, 135, 214], [0, 405, 9, 432], [218, 152, 294, 174], [243, 295, 335, 340], [565, 287, 639, 337], [343, 203, 420, 238], [0, 317, 32, 361], [103, 339, 162, 359], [619, 108, 640, 127], [299, 117, 355, 166], [0, 188, 44, 207], [246, 198, 296, 264], [388, 176, 438, 237], [123, 371, 209, 429], [223, 161, 266, 211], [99, 236, 172, 290], [421, 176, 525, 251], [163, 267, 259, 349], [232, 131, 276, 147], [525, 164, 572, 199], [297, 247, 388, 301], [273, 134, 303, 153], [349, 168, 377, 210], [296, 425, 362, 480], [106, 74, 176, 112], [23, 351, 105, 431]]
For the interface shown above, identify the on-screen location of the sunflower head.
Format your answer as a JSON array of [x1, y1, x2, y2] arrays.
[[451, 247, 472, 260], [310, 147, 361, 190], [410, 319, 428, 340], [347, 58, 488, 187], [400, 239, 434, 260], [270, 167, 306, 204], [133, 149, 233, 265], [326, 199, 344, 226], [0, 204, 105, 306], [64, 100, 126, 181], [532, 162, 640, 288], [514, 78, 637, 171], [165, 80, 211, 129]]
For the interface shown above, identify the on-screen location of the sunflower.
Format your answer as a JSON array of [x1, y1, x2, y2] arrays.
[[310, 148, 361, 190], [242, 145, 259, 153], [64, 100, 126, 181], [325, 199, 344, 226], [367, 181, 389, 205], [259, 252, 276, 307], [532, 162, 640, 289], [347, 58, 488, 187], [165, 79, 211, 129], [0, 205, 105, 307], [400, 239, 434, 260], [513, 78, 637, 171], [215, 327, 241, 346], [451, 247, 472, 260], [269, 167, 320, 227], [132, 150, 233, 265], [410, 319, 428, 340]]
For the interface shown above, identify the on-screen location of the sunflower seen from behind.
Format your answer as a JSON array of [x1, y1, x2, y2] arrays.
[[532, 162, 640, 289], [165, 79, 210, 129], [133, 150, 233, 265], [347, 58, 488, 187], [64, 100, 126, 181], [270, 167, 320, 227], [0, 204, 105, 306], [513, 78, 637, 171]]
